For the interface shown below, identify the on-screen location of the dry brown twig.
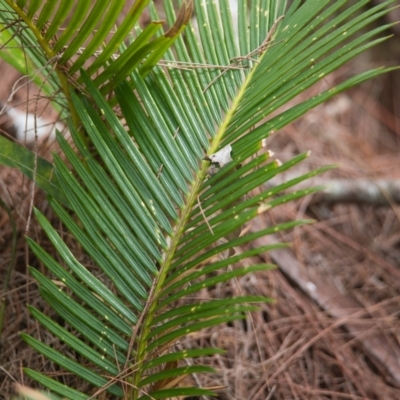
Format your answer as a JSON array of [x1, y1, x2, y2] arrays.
[[312, 179, 400, 206], [197, 194, 214, 235], [203, 15, 285, 93], [124, 278, 157, 372]]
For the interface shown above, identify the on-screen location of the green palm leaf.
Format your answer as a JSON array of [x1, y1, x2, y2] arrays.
[[0, 136, 68, 205], [0, 0, 192, 119], [16, 0, 397, 398]]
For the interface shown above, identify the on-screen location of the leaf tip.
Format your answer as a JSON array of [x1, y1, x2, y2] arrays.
[[257, 203, 271, 214]]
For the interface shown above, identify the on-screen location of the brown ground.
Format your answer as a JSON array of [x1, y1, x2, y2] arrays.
[[1, 6, 400, 400]]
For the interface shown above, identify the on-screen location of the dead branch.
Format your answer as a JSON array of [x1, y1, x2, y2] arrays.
[[311, 179, 400, 206]]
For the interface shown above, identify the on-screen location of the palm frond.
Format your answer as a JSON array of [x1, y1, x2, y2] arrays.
[[0, 136, 67, 205], [17, 0, 398, 398], [0, 0, 193, 118]]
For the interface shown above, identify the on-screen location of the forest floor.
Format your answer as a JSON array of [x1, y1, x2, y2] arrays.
[[1, 9, 400, 400]]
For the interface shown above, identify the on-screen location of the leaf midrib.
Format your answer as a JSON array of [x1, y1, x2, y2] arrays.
[[132, 34, 269, 390]]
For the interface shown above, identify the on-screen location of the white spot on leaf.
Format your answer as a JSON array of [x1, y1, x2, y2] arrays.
[[205, 144, 232, 168]]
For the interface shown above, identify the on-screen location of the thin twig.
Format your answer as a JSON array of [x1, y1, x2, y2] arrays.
[[197, 195, 214, 235], [72, 45, 247, 72], [158, 59, 246, 71], [88, 369, 156, 400], [204, 15, 285, 93], [230, 256, 266, 374], [202, 67, 232, 93], [123, 278, 158, 371], [24, 58, 58, 235], [231, 15, 285, 63], [155, 127, 182, 180], [265, 384, 277, 400], [156, 164, 164, 179], [4, 55, 61, 108]]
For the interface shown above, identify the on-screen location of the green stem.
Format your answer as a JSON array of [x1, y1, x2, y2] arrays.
[[129, 39, 264, 398], [130, 161, 209, 399]]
